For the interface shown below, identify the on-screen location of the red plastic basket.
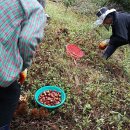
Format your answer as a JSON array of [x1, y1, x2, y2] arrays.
[[66, 44, 84, 59]]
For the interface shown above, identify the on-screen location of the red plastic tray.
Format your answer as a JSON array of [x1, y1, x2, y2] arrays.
[[66, 44, 84, 59]]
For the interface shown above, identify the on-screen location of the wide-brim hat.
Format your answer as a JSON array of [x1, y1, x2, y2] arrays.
[[94, 7, 116, 27]]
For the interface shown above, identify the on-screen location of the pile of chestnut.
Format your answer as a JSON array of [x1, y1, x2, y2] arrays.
[[39, 90, 61, 106]]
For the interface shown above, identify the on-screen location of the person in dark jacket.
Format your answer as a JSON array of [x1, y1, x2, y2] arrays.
[[94, 7, 130, 60]]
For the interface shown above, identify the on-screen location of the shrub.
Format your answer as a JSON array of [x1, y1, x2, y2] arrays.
[[110, 0, 130, 11]]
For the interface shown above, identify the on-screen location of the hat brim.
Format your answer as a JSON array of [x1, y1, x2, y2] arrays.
[[94, 19, 103, 27], [94, 9, 116, 28]]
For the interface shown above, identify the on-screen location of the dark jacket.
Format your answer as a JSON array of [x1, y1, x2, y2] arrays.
[[110, 11, 130, 46]]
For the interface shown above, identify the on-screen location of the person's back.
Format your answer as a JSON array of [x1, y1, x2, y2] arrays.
[[0, 0, 46, 129], [0, 0, 46, 87], [118, 12, 130, 41], [112, 11, 130, 42], [0, 0, 24, 87]]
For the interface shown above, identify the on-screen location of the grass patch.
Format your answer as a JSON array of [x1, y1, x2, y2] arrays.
[[46, 1, 94, 33], [11, 1, 130, 130]]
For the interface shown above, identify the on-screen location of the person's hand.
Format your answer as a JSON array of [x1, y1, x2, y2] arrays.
[[98, 39, 110, 50], [18, 69, 27, 84]]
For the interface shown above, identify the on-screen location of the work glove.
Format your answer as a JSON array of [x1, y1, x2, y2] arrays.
[[98, 39, 110, 50], [18, 69, 27, 84]]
